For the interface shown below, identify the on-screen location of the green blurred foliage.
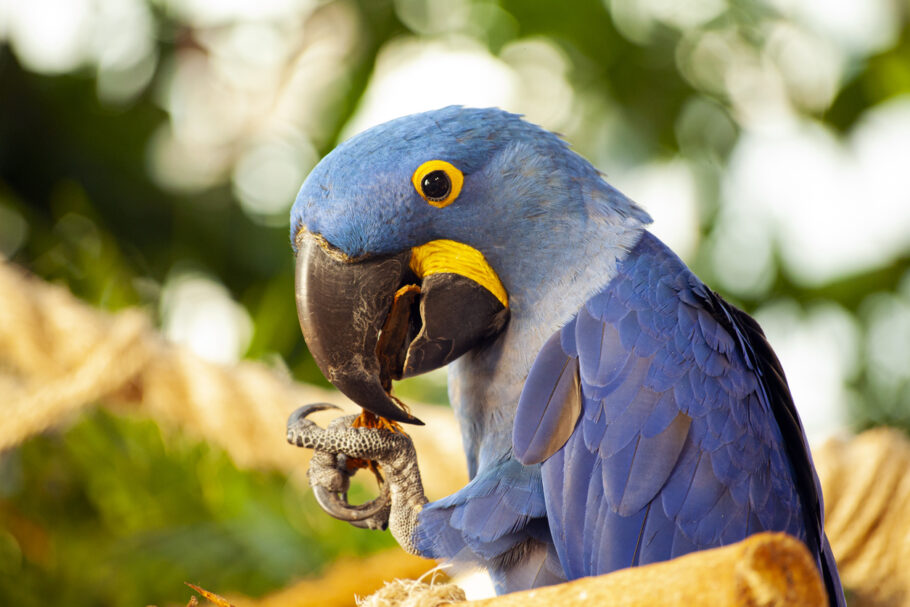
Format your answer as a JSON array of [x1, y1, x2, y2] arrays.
[[2, 0, 910, 604], [0, 410, 394, 606]]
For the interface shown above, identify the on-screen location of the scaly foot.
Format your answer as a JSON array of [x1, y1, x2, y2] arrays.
[[287, 403, 428, 552]]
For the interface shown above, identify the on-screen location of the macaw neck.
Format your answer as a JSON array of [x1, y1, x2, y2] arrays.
[[447, 218, 648, 478]]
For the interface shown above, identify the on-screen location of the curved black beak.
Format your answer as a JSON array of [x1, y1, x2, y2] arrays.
[[295, 231, 509, 425], [296, 233, 419, 424], [400, 272, 509, 377]]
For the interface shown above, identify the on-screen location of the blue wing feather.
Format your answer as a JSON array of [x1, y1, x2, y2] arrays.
[[513, 232, 844, 606], [513, 330, 581, 466], [414, 458, 560, 593]]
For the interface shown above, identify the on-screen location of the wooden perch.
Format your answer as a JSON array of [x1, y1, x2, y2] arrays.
[[466, 532, 827, 607], [815, 428, 910, 607]]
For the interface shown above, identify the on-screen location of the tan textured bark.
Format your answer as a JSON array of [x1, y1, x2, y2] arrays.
[[466, 532, 826, 607], [815, 428, 910, 607]]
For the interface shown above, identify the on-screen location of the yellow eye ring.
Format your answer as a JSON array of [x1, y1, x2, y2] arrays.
[[411, 160, 464, 208]]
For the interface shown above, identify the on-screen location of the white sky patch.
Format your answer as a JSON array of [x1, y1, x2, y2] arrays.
[[720, 96, 910, 287], [679, 19, 851, 126], [611, 159, 700, 262], [499, 38, 575, 132], [864, 285, 910, 398], [341, 37, 519, 139], [91, 0, 155, 72], [754, 301, 857, 442], [157, 0, 316, 26], [147, 4, 358, 200], [161, 48, 255, 149], [763, 0, 899, 57], [148, 123, 233, 192], [722, 120, 857, 285], [724, 46, 794, 128], [609, 0, 726, 44], [205, 21, 290, 91], [708, 201, 776, 298], [93, 0, 157, 104], [677, 28, 751, 99], [161, 272, 253, 364], [232, 133, 318, 225], [764, 22, 844, 113], [852, 95, 910, 238], [394, 0, 473, 35], [2, 0, 157, 93], [2, 0, 93, 74]]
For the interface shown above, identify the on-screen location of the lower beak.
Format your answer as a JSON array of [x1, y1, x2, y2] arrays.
[[294, 232, 508, 425]]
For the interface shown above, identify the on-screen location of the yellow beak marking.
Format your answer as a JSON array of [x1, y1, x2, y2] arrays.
[[409, 239, 508, 308]]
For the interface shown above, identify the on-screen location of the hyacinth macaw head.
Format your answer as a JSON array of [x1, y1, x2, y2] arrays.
[[289, 106, 647, 424]]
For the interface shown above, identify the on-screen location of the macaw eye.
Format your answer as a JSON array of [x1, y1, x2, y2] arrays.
[[411, 160, 463, 208], [421, 171, 450, 201]]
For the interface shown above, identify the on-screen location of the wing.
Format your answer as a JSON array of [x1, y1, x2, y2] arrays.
[[413, 458, 566, 593], [513, 232, 843, 604]]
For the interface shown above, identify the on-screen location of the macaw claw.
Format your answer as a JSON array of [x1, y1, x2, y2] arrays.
[[286, 404, 426, 537], [287, 402, 341, 425]]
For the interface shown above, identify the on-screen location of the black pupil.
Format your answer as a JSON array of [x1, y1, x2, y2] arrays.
[[421, 170, 451, 201]]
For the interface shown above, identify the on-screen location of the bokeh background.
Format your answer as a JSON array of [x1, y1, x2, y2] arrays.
[[2, 0, 910, 605]]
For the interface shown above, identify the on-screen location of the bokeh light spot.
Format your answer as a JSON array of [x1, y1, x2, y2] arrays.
[[161, 271, 254, 364]]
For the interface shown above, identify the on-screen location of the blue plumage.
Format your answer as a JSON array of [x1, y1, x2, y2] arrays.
[[414, 458, 560, 592], [514, 232, 841, 602], [290, 106, 845, 605], [512, 330, 580, 466]]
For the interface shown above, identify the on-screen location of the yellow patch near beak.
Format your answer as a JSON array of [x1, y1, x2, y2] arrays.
[[409, 240, 509, 308]]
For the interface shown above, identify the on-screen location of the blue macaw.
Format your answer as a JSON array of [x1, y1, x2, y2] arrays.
[[285, 106, 844, 605]]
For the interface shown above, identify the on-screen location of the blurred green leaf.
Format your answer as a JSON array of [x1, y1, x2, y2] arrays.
[[0, 411, 395, 607]]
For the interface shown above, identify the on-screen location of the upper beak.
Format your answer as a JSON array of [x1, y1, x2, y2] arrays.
[[295, 231, 509, 425]]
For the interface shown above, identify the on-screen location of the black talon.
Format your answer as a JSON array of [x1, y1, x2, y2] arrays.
[[287, 403, 342, 445], [288, 402, 341, 427], [312, 481, 391, 528], [286, 403, 391, 528]]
